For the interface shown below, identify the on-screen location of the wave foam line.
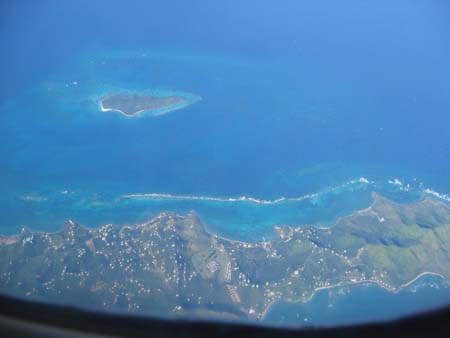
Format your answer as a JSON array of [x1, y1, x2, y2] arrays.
[[119, 177, 371, 205], [424, 188, 450, 202]]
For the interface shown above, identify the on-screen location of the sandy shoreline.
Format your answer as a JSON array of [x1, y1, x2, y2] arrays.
[[100, 101, 139, 118], [99, 92, 201, 118]]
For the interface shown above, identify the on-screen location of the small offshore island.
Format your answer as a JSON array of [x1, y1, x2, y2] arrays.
[[100, 91, 201, 117], [1, 193, 450, 322]]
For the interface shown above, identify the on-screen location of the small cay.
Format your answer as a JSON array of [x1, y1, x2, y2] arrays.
[[100, 91, 201, 117]]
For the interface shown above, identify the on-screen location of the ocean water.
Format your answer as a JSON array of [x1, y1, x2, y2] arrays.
[[1, 0, 450, 326], [265, 275, 450, 327]]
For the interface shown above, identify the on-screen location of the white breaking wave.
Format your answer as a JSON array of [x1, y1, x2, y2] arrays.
[[386, 177, 450, 203], [387, 178, 414, 192], [388, 178, 403, 186], [119, 177, 372, 205], [423, 188, 450, 203]]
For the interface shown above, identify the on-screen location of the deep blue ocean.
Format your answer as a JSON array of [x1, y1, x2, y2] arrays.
[[1, 0, 450, 327]]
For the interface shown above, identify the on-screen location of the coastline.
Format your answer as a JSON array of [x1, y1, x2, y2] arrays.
[[100, 100, 138, 118], [399, 272, 445, 288], [3, 212, 448, 323], [99, 91, 202, 118], [260, 271, 447, 321]]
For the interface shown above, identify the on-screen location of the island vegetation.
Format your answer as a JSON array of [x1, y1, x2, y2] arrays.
[[1, 193, 450, 321], [100, 92, 200, 117]]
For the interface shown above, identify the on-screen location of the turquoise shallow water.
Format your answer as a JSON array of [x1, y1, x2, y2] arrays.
[[1, 49, 449, 237]]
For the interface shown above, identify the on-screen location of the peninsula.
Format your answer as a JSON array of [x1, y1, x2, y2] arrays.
[[100, 92, 200, 117], [1, 193, 450, 322]]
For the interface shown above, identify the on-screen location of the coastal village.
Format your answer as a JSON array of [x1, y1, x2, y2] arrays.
[[1, 194, 450, 321]]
